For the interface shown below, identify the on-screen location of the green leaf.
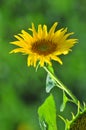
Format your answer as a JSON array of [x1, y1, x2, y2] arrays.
[[38, 94, 57, 130], [46, 74, 56, 93]]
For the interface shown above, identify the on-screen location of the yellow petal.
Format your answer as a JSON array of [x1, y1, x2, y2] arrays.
[[10, 40, 30, 48], [32, 23, 38, 38], [38, 24, 42, 38], [10, 48, 25, 53], [21, 30, 33, 41], [49, 22, 58, 34], [45, 58, 52, 66], [53, 28, 67, 42], [27, 55, 32, 66], [33, 55, 38, 67], [51, 55, 63, 65], [14, 35, 23, 41], [42, 25, 48, 38], [62, 51, 69, 55], [63, 32, 74, 39], [39, 57, 45, 67]]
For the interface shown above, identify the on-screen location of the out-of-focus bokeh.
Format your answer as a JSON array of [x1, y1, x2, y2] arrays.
[[0, 0, 86, 130]]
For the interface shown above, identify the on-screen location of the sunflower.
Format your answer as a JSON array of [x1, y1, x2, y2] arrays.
[[60, 103, 86, 130], [69, 104, 86, 130], [10, 22, 77, 67], [70, 111, 86, 130]]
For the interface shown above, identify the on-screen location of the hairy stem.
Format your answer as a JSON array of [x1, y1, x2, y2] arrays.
[[44, 66, 82, 109]]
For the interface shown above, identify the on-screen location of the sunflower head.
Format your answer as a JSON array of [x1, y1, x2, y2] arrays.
[[70, 110, 86, 130], [61, 103, 86, 130], [10, 22, 77, 67]]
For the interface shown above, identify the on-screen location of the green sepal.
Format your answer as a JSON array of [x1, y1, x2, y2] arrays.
[[47, 65, 55, 74]]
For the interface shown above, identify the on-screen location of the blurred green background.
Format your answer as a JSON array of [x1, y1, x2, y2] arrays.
[[0, 0, 86, 130]]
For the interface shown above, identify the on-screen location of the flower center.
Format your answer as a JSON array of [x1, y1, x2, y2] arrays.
[[31, 39, 57, 55], [70, 112, 86, 130]]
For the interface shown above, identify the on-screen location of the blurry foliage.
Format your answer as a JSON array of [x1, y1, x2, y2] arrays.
[[0, 0, 86, 130]]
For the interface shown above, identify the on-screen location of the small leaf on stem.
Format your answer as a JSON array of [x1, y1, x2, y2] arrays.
[[60, 91, 70, 112], [46, 74, 56, 93]]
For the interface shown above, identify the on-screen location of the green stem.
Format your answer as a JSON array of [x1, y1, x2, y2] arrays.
[[43, 66, 80, 107]]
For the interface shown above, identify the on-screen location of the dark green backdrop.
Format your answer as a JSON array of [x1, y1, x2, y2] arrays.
[[0, 0, 86, 129]]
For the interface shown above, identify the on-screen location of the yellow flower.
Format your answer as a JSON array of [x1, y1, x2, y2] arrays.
[[10, 22, 77, 67]]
